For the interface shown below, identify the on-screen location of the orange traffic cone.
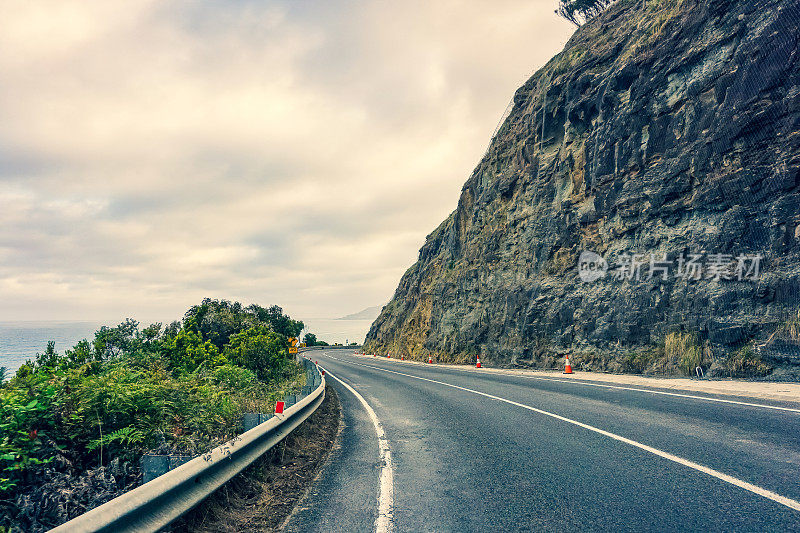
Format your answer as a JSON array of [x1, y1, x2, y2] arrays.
[[427, 355, 433, 364], [387, 354, 391, 358], [564, 355, 573, 374], [373, 353, 376, 357], [401, 355, 405, 361], [476, 356, 482, 368]]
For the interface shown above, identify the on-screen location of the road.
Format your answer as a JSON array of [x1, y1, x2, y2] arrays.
[[283, 350, 800, 532]]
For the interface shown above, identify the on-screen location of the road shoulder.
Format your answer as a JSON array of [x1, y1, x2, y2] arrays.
[[351, 352, 800, 404]]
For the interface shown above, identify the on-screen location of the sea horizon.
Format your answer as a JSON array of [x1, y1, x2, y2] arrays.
[[0, 317, 371, 376]]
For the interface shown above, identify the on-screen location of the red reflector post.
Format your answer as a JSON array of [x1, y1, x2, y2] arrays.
[[275, 401, 285, 414]]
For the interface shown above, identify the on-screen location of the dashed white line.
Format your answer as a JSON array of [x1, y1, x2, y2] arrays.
[[323, 367, 394, 533], [326, 354, 800, 514]]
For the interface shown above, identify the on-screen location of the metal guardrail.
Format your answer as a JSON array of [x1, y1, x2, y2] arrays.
[[52, 361, 326, 533]]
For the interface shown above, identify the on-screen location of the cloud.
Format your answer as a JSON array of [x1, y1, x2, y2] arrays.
[[0, 0, 574, 324]]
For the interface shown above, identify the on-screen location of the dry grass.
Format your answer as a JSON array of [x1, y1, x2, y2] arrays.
[[778, 311, 800, 341], [664, 331, 703, 374], [722, 344, 772, 378]]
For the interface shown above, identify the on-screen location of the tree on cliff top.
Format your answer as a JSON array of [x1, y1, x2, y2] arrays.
[[556, 0, 616, 25]]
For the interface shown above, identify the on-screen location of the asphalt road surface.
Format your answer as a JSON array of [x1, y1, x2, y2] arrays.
[[283, 350, 800, 532]]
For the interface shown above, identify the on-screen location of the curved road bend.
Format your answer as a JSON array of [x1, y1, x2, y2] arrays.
[[283, 350, 800, 532]]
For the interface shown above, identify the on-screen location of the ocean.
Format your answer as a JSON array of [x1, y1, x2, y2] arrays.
[[0, 318, 372, 377], [300, 318, 372, 347], [0, 321, 105, 375]]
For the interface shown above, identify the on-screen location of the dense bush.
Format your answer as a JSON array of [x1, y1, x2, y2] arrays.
[[302, 332, 330, 347], [225, 326, 291, 382], [184, 299, 304, 350], [0, 300, 306, 529]]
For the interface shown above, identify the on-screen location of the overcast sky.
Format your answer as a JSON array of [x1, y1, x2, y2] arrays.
[[0, 0, 575, 324]]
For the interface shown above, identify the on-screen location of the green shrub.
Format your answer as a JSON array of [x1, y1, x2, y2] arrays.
[[303, 333, 317, 347], [0, 375, 58, 492], [185, 299, 304, 350], [162, 320, 227, 374], [224, 326, 290, 382], [621, 350, 654, 374], [722, 344, 772, 378], [214, 364, 258, 390], [0, 299, 306, 504]]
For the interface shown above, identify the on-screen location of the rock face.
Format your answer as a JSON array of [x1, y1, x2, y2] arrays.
[[365, 0, 800, 374]]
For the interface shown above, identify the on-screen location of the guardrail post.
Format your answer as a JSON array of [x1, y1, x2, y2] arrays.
[[140, 454, 194, 484], [242, 413, 261, 432]]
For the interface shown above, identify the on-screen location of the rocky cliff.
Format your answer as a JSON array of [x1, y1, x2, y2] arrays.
[[365, 0, 800, 377]]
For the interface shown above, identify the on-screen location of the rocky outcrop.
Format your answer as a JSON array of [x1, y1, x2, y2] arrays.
[[365, 0, 800, 376]]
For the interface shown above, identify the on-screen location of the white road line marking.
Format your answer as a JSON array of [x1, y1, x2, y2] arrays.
[[353, 353, 800, 414], [522, 376, 800, 413], [323, 367, 394, 533], [327, 354, 800, 514]]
